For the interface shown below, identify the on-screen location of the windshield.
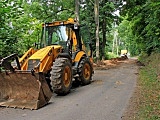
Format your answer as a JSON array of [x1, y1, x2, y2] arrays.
[[41, 25, 69, 47]]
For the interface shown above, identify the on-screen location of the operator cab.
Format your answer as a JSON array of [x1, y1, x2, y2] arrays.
[[41, 25, 69, 47], [40, 21, 92, 57]]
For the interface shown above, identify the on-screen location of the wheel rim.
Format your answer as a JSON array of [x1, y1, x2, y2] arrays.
[[83, 63, 91, 80], [63, 66, 71, 87]]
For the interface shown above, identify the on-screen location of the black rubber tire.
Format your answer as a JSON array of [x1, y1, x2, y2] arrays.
[[78, 58, 93, 85], [50, 58, 72, 95]]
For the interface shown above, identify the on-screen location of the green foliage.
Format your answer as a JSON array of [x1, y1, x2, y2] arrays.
[[26, 0, 74, 22], [118, 19, 140, 56], [106, 52, 118, 59], [0, 0, 24, 57], [121, 1, 160, 55]]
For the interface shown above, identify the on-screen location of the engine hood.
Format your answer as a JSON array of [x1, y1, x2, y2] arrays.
[[29, 45, 62, 61]]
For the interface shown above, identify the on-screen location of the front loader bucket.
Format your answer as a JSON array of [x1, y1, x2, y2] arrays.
[[0, 71, 52, 110]]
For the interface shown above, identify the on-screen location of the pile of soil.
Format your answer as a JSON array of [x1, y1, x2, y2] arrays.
[[93, 56, 128, 70]]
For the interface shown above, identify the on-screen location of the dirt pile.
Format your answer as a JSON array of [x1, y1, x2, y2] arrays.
[[94, 56, 128, 70]]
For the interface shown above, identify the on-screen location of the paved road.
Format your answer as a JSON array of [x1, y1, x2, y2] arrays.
[[0, 59, 138, 120]]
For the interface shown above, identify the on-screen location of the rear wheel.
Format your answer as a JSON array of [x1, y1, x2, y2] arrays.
[[78, 58, 93, 85], [50, 58, 72, 95]]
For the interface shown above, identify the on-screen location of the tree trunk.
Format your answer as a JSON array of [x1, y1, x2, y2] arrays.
[[75, 0, 79, 21], [112, 35, 115, 54], [102, 18, 107, 60], [116, 32, 119, 55], [94, 0, 99, 61], [113, 25, 119, 55]]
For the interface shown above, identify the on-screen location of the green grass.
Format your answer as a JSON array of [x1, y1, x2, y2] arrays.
[[137, 53, 160, 120]]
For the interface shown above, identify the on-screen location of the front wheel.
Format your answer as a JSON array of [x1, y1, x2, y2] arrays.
[[50, 58, 72, 95], [78, 58, 93, 85]]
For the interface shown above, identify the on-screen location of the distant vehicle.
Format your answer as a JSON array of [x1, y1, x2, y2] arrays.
[[120, 50, 127, 57]]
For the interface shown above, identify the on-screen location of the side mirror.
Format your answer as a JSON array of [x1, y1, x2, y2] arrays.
[[74, 24, 78, 29]]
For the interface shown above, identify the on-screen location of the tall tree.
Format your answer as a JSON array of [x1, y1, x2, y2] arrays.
[[80, 0, 123, 59], [75, 0, 80, 21], [94, 0, 99, 61], [100, 1, 116, 59]]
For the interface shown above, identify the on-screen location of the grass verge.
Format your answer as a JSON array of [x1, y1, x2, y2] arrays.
[[137, 53, 160, 120]]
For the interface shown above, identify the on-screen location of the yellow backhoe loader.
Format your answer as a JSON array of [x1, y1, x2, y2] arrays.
[[0, 18, 93, 110]]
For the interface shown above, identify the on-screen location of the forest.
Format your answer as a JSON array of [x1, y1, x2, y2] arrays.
[[0, 1, 160, 119], [0, 0, 160, 59]]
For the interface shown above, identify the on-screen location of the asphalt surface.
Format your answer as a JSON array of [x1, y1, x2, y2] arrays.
[[0, 59, 138, 120]]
